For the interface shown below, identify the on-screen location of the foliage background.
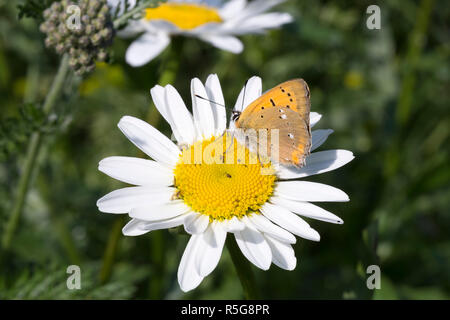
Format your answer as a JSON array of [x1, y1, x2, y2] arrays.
[[0, 0, 448, 299]]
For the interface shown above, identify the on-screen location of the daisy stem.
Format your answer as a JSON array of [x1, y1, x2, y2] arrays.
[[226, 237, 259, 299], [149, 230, 166, 298], [99, 216, 126, 284], [1, 55, 70, 251]]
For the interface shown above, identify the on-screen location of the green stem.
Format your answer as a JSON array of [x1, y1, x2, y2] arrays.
[[24, 63, 40, 103], [396, 0, 434, 126], [148, 230, 166, 298], [42, 55, 71, 114], [51, 214, 82, 265], [113, 0, 162, 29], [99, 216, 126, 284], [2, 55, 70, 251], [226, 237, 259, 299]]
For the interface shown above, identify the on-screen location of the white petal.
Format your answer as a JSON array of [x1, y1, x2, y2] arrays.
[[129, 200, 191, 221], [234, 225, 272, 270], [264, 234, 297, 270], [186, 21, 223, 35], [310, 112, 322, 127], [277, 150, 354, 179], [147, 20, 180, 33], [191, 78, 216, 139], [205, 74, 227, 135], [97, 186, 174, 214], [311, 129, 333, 151], [108, 0, 137, 16], [165, 85, 196, 145], [150, 85, 170, 121], [232, 13, 293, 34], [184, 213, 210, 234], [275, 181, 350, 202], [118, 116, 180, 167], [122, 218, 149, 236], [303, 150, 354, 176], [270, 196, 343, 224], [230, 76, 263, 130], [123, 214, 190, 236], [139, 212, 193, 232], [98, 156, 173, 186], [150, 85, 183, 144], [219, 0, 247, 20], [116, 20, 145, 38], [199, 34, 243, 54], [261, 203, 320, 241], [234, 0, 286, 21], [246, 214, 296, 244], [178, 235, 204, 292], [125, 33, 170, 67], [224, 216, 246, 232], [234, 76, 262, 113], [195, 222, 227, 277]]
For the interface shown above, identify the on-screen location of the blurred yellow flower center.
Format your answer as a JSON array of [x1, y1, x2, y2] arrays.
[[174, 135, 276, 221], [145, 3, 223, 30]]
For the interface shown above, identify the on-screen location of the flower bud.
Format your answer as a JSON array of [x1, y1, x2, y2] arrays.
[[39, 0, 114, 76]]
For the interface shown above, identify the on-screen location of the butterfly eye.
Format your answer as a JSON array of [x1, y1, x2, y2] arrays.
[[231, 110, 241, 121]]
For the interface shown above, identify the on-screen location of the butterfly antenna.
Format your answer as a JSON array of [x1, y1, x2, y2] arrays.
[[194, 94, 233, 110]]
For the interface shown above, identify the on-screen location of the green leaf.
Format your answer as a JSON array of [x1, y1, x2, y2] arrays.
[[17, 0, 56, 21]]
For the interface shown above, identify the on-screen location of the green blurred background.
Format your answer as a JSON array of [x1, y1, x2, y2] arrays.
[[0, 0, 449, 299]]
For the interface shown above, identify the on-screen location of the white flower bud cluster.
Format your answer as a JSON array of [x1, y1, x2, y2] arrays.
[[40, 0, 114, 76]]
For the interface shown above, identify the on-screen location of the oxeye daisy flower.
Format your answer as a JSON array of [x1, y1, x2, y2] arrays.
[[96, 75, 354, 292], [108, 0, 293, 66]]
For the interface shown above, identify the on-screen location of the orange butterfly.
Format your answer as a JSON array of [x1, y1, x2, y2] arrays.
[[231, 79, 312, 167]]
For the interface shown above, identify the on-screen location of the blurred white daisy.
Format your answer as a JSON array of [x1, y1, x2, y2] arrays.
[[108, 0, 293, 66], [97, 75, 354, 292]]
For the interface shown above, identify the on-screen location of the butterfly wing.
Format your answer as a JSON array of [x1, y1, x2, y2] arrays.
[[235, 79, 311, 167], [235, 106, 311, 167], [236, 78, 311, 125]]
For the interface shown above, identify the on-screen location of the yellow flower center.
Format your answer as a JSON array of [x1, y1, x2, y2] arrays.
[[145, 3, 223, 30], [173, 135, 276, 221]]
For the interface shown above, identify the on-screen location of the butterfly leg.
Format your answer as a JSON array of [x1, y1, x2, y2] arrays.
[[222, 130, 235, 163]]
